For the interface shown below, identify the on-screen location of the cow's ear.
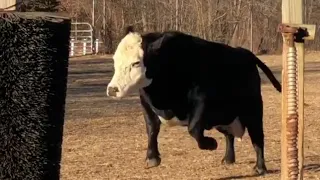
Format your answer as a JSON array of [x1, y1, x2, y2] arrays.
[[120, 26, 136, 40], [124, 26, 134, 35], [148, 34, 169, 54]]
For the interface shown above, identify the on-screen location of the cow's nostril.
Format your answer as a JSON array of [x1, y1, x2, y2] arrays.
[[107, 87, 119, 96], [114, 87, 119, 92], [110, 87, 119, 92]]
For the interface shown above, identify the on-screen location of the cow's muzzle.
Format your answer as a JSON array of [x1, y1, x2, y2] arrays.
[[107, 86, 119, 97]]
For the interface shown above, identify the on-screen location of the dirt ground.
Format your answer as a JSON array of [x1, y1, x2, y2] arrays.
[[61, 52, 320, 180]]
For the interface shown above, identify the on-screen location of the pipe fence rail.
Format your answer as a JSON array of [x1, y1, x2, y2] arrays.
[[69, 22, 103, 57]]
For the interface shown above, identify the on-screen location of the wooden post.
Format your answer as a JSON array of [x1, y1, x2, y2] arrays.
[[281, 0, 304, 179], [280, 0, 316, 180], [296, 41, 305, 180], [0, 0, 16, 10]]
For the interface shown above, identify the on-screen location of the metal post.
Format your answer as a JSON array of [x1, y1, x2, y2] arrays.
[[70, 39, 75, 57], [283, 28, 299, 180], [95, 39, 99, 55], [83, 39, 87, 55]]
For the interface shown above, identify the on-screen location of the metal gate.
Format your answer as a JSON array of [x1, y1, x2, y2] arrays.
[[70, 22, 93, 56]]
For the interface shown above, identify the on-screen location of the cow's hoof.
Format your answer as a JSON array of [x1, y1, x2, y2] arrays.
[[221, 157, 235, 165], [253, 165, 267, 175], [145, 157, 161, 169], [198, 137, 218, 150]]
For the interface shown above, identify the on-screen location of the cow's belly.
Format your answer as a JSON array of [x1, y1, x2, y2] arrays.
[[150, 104, 189, 127], [215, 117, 245, 141], [158, 115, 188, 127], [158, 114, 244, 139]]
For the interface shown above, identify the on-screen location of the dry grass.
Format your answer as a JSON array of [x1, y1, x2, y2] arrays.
[[61, 52, 320, 180]]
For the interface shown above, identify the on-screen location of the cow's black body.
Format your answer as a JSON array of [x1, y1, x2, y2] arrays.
[[126, 28, 281, 175]]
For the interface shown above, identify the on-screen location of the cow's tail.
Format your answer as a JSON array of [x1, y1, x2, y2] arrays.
[[254, 57, 282, 92]]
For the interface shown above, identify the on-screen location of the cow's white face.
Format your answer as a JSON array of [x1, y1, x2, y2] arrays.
[[106, 32, 152, 98]]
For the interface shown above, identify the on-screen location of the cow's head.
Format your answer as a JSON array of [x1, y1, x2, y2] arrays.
[[106, 26, 153, 98]]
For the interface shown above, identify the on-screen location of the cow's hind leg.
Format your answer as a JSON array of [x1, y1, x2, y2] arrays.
[[188, 97, 218, 150], [216, 127, 235, 164], [188, 123, 218, 150], [240, 98, 267, 175], [140, 95, 161, 168]]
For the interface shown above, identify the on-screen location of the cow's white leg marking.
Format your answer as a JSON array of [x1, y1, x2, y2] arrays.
[[158, 116, 188, 127]]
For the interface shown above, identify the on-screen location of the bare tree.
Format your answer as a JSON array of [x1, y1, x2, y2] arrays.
[[59, 0, 320, 53]]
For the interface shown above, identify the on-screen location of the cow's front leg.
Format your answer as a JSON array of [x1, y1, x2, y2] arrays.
[[144, 113, 161, 168], [188, 99, 217, 150], [140, 95, 161, 168]]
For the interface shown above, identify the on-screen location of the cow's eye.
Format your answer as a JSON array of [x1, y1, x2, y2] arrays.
[[131, 61, 140, 68]]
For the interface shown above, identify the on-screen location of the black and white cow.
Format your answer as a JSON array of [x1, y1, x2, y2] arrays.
[[106, 26, 281, 175]]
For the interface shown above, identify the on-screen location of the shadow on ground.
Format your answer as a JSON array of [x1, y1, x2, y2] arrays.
[[214, 163, 320, 180], [215, 169, 280, 180], [304, 163, 320, 173], [216, 156, 320, 180]]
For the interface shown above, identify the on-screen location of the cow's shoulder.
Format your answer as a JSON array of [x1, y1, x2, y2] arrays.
[[140, 84, 191, 117]]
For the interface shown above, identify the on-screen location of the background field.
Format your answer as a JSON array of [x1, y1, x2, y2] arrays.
[[61, 53, 320, 180]]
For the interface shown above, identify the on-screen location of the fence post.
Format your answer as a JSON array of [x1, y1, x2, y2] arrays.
[[83, 39, 87, 55], [95, 38, 99, 54], [0, 0, 16, 11], [279, 0, 316, 179], [70, 38, 74, 57]]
